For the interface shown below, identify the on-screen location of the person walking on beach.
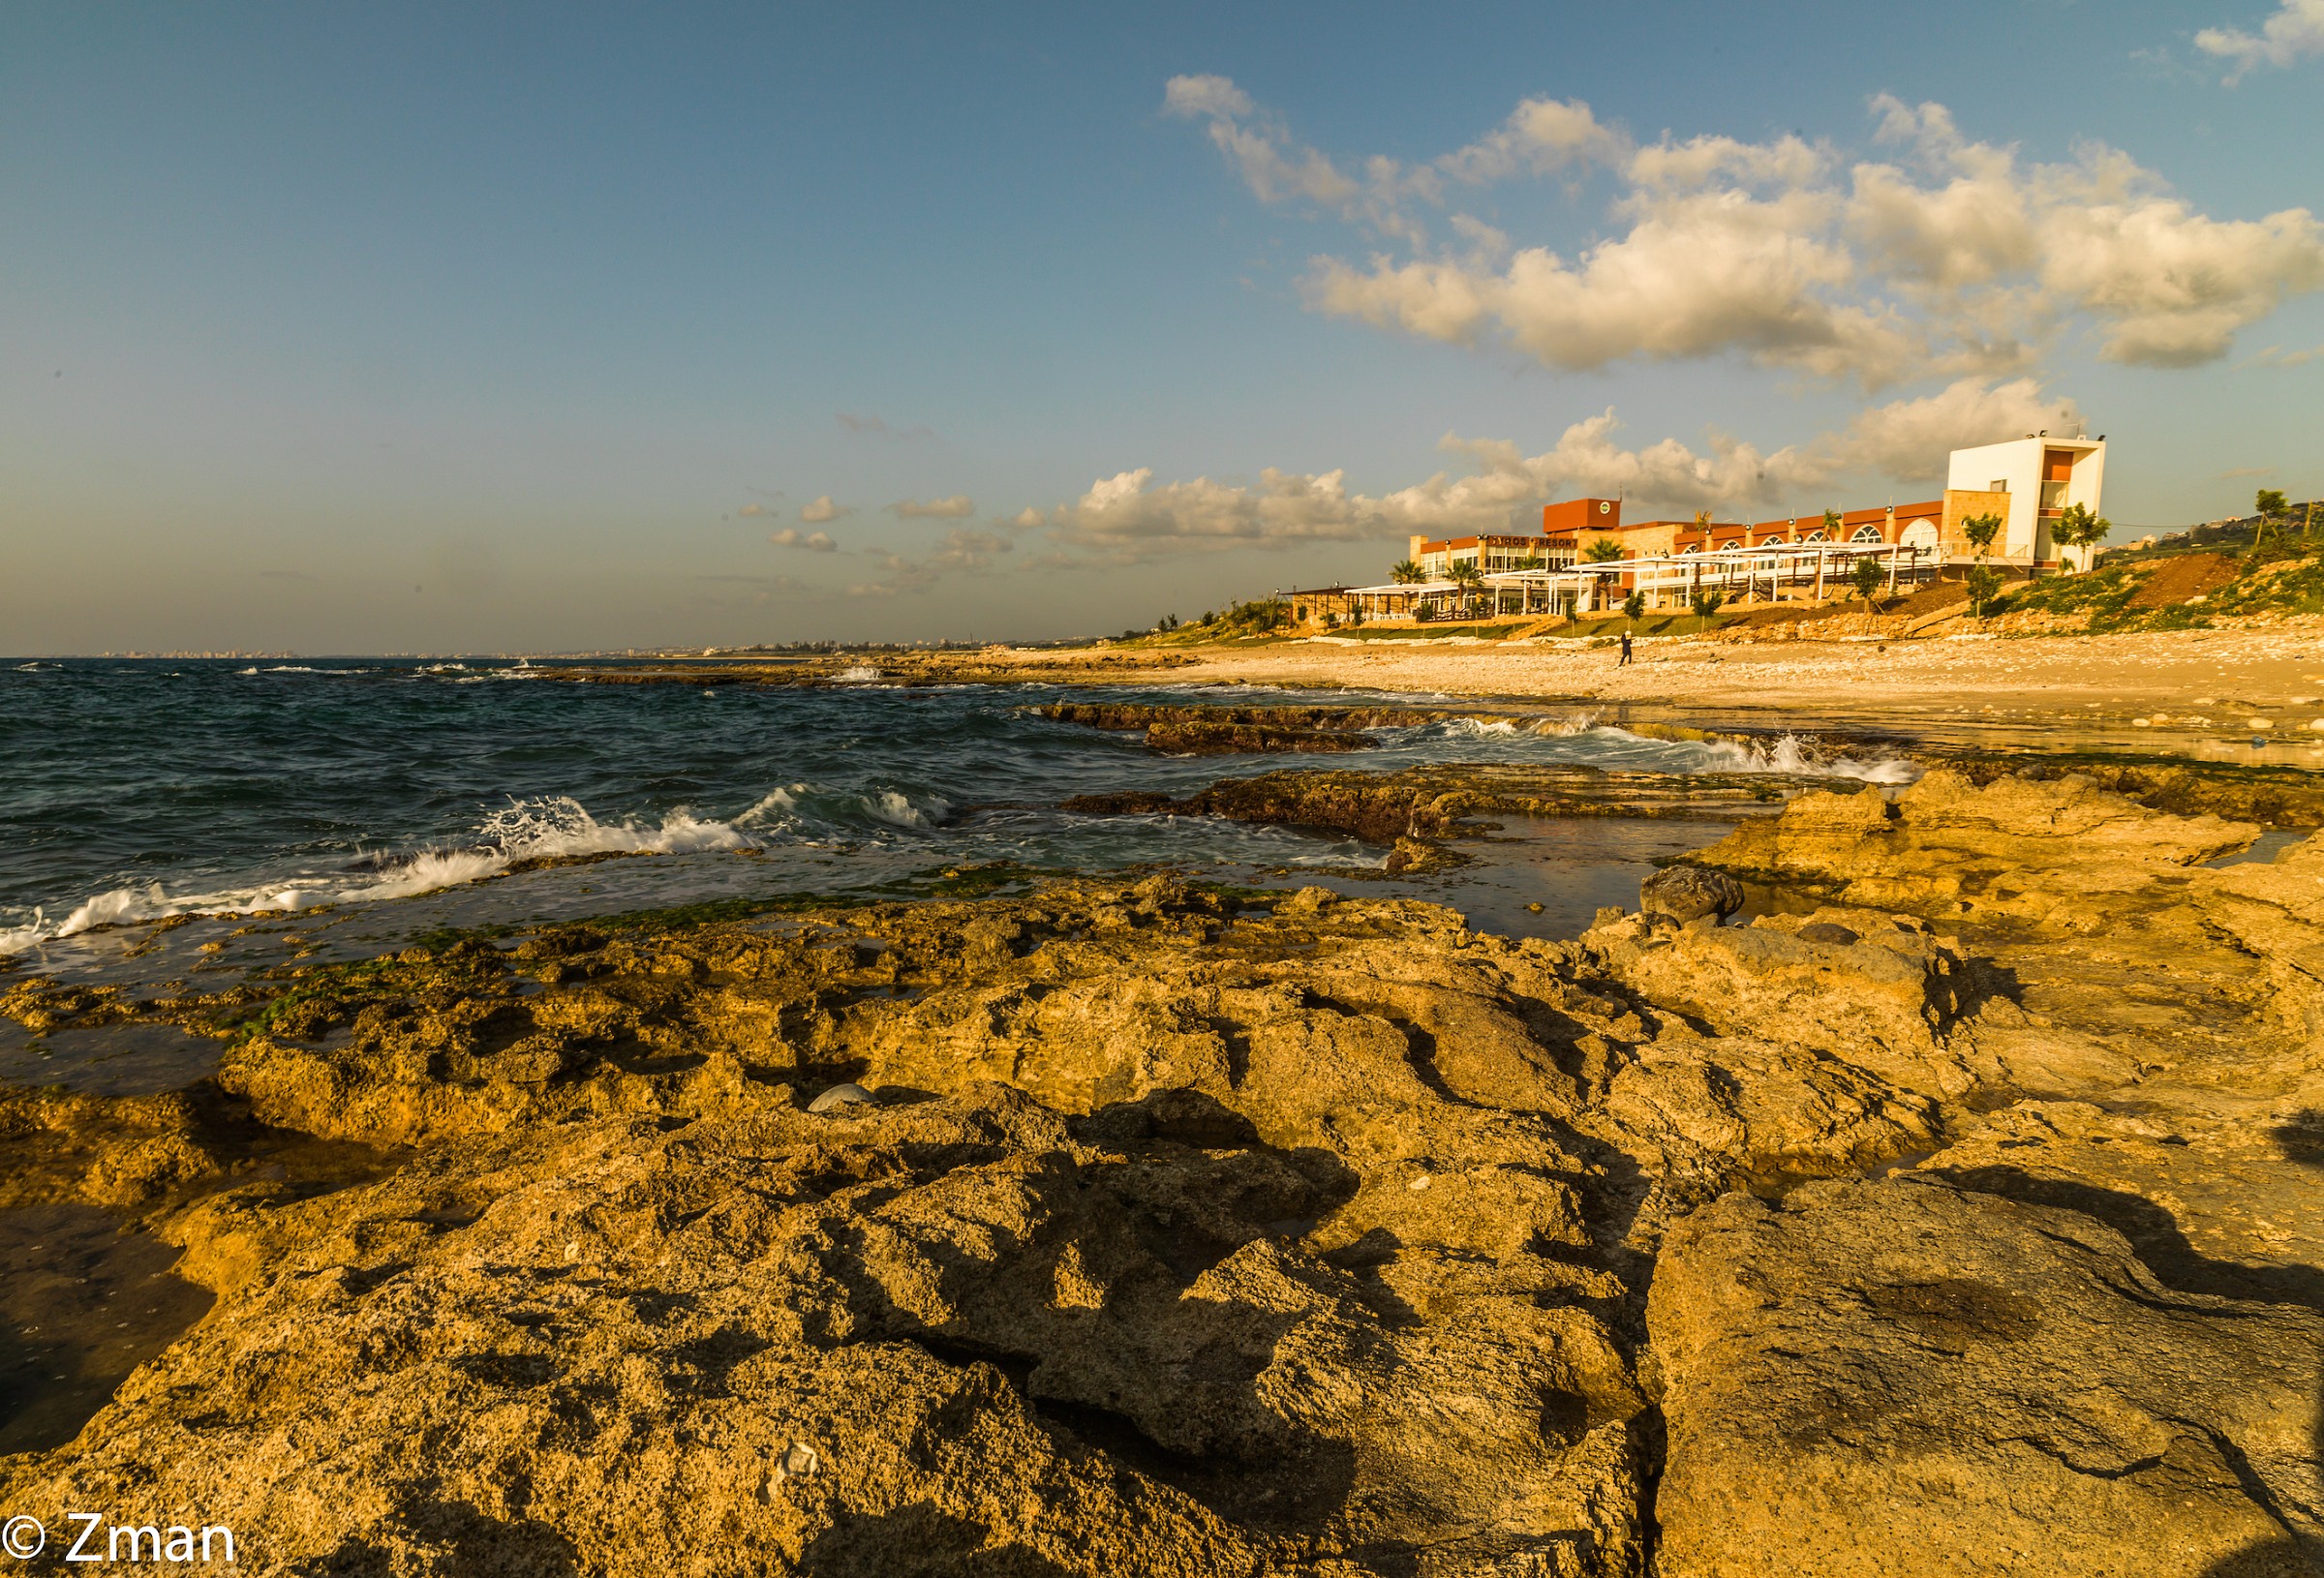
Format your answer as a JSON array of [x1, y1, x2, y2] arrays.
[[1617, 631, 1633, 666]]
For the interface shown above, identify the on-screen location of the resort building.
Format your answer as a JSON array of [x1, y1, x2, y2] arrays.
[[1305, 433, 2106, 628]]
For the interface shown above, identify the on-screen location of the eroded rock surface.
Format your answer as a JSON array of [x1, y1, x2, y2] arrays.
[[2, 767, 2321, 1574], [1650, 1176, 2324, 1577]]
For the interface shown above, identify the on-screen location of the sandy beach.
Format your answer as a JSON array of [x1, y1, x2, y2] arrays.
[[1005, 625, 2324, 717]]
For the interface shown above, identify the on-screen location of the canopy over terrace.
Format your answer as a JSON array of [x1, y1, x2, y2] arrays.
[[1341, 540, 1936, 621]]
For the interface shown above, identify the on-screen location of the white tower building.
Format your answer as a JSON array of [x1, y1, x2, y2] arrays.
[[1944, 433, 2106, 569]]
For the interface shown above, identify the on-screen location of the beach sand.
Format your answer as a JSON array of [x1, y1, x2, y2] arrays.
[[1007, 625, 2319, 713]]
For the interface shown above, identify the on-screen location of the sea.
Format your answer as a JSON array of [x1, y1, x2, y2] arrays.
[[0, 658, 1916, 974]]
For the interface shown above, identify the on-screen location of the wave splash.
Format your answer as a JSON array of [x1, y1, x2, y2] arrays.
[[736, 783, 951, 834], [0, 796, 756, 952], [1576, 724, 1919, 783], [0, 779, 964, 954]]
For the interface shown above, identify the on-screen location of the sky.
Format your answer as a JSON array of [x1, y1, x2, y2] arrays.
[[3, 0, 2321, 652]]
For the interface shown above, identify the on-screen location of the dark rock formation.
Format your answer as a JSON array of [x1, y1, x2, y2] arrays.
[[1636, 865, 1743, 923]]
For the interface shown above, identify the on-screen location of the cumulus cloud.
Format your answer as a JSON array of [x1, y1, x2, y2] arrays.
[[1172, 77, 2324, 379], [734, 501, 781, 518], [1010, 506, 1047, 529], [768, 529, 839, 552], [1162, 75, 1623, 244], [888, 496, 975, 518], [799, 496, 853, 523], [2196, 0, 2324, 77], [1046, 379, 2075, 556]]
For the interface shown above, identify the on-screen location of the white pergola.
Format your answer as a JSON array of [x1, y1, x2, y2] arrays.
[[1344, 540, 1934, 620]]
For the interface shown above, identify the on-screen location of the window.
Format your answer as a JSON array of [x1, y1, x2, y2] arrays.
[[1800, 530, 1826, 542], [1850, 524, 1884, 542], [1989, 479, 2008, 492]]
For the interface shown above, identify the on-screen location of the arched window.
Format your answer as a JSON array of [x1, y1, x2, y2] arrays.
[[1850, 524, 1884, 543], [1799, 530, 1826, 542], [1681, 543, 1702, 554], [1899, 520, 1939, 550]]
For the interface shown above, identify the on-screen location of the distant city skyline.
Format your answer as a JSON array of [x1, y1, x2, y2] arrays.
[[4, 1, 2320, 652]]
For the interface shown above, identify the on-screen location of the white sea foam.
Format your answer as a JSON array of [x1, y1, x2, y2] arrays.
[[1637, 729, 1917, 783], [834, 665, 884, 683], [0, 796, 761, 954], [735, 783, 950, 834]]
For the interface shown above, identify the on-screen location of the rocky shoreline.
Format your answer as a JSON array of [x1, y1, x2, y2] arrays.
[[1, 756, 2320, 1574]]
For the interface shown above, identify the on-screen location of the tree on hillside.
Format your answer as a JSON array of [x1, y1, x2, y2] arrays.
[[1584, 538, 1625, 562], [2255, 488, 2289, 546], [1965, 563, 2003, 621], [1962, 512, 2002, 560], [2051, 502, 2110, 572], [1391, 560, 1423, 585], [1623, 591, 1646, 627], [1689, 589, 1724, 634], [1850, 554, 1885, 632]]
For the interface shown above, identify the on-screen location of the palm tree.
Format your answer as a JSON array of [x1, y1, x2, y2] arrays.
[[1391, 559, 1423, 585], [1821, 508, 1843, 540], [1448, 561, 1486, 620], [1584, 538, 1625, 563]]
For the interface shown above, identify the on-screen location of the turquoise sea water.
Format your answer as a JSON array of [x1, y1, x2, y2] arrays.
[[0, 658, 1912, 956]]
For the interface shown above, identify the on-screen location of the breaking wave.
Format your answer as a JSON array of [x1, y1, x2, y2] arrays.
[[0, 796, 756, 952], [736, 783, 952, 834], [1595, 726, 1920, 783]]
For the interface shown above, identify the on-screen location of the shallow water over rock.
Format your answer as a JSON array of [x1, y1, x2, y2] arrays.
[[0, 1204, 211, 1453]]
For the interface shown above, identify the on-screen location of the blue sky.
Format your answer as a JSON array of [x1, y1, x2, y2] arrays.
[[4, 0, 2319, 652]]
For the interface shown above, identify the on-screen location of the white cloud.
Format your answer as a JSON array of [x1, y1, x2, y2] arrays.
[[1163, 74, 1361, 212], [768, 529, 839, 552], [1807, 376, 2080, 481], [734, 501, 780, 518], [1057, 467, 1382, 555], [2034, 185, 2324, 365], [1162, 74, 1252, 120], [1176, 79, 2324, 379], [928, 528, 1015, 572], [1044, 379, 2076, 555], [1010, 506, 1047, 529], [888, 495, 975, 518], [1434, 97, 1627, 185], [2196, 0, 2324, 77], [799, 496, 853, 523]]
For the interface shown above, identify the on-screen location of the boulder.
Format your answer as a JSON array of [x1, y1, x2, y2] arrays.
[[1638, 865, 1744, 924]]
